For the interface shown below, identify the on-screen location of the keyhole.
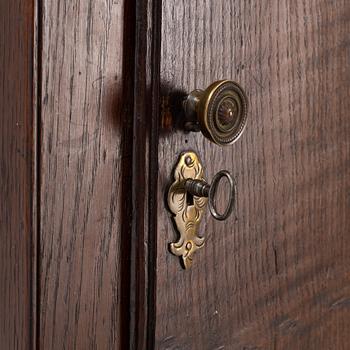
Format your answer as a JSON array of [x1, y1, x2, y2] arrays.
[[186, 192, 194, 206]]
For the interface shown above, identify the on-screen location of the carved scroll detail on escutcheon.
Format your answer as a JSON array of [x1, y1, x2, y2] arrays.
[[168, 151, 208, 269]]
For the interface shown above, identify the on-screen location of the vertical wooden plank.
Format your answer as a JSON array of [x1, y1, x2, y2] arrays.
[[129, 0, 161, 348], [0, 1, 36, 349], [40, 0, 134, 348], [156, 0, 350, 349]]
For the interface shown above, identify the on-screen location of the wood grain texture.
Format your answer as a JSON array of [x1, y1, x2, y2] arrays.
[[129, 0, 161, 349], [0, 1, 36, 349], [156, 1, 350, 349], [39, 0, 133, 348]]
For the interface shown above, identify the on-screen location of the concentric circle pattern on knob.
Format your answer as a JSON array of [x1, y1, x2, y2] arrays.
[[198, 80, 248, 146]]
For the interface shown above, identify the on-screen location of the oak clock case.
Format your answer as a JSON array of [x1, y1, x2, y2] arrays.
[[167, 80, 248, 268]]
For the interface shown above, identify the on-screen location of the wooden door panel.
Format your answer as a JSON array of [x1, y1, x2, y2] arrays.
[[39, 1, 133, 348], [0, 1, 36, 349], [1, 0, 349, 348], [156, 1, 350, 349]]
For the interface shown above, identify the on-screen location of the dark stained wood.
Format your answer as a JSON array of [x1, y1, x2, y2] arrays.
[[129, 0, 162, 349], [39, 0, 134, 348], [0, 1, 37, 349], [155, 1, 350, 349], [2, 0, 350, 348]]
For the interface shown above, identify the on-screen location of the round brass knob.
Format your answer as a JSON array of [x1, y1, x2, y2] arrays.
[[183, 80, 248, 146]]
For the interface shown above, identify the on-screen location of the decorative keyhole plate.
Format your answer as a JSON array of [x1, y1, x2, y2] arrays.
[[167, 151, 208, 269]]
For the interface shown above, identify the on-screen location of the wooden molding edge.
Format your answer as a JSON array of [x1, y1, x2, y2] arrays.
[[129, 0, 162, 349]]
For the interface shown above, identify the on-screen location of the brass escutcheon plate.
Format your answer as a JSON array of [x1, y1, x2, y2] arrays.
[[167, 151, 208, 269]]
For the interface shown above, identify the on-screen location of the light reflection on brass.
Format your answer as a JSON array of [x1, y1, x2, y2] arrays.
[[183, 80, 248, 146], [167, 151, 208, 269]]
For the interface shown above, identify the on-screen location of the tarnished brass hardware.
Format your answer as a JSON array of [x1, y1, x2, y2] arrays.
[[167, 152, 207, 269], [168, 151, 236, 269], [183, 80, 248, 146]]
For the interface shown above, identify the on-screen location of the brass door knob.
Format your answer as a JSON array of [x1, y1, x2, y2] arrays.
[[183, 80, 248, 146]]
